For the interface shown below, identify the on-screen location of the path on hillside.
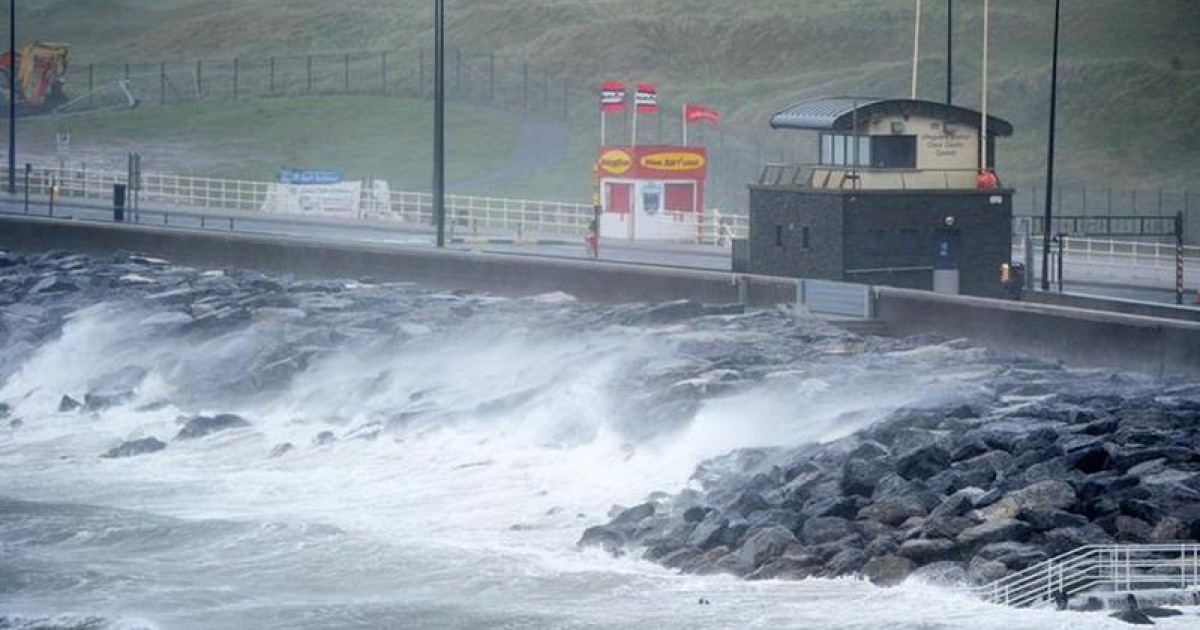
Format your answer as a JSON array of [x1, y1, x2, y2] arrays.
[[447, 112, 570, 197]]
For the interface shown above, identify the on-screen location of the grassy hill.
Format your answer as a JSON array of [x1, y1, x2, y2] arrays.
[[7, 0, 1200, 205]]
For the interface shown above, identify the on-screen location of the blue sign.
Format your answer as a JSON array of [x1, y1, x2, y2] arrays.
[[277, 168, 344, 185], [934, 230, 961, 270]]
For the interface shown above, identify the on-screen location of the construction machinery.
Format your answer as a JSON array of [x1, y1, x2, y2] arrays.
[[0, 42, 70, 115]]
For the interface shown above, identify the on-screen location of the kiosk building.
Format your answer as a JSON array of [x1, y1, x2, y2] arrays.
[[741, 97, 1014, 297]]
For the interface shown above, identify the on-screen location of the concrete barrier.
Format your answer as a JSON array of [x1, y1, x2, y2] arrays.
[[1023, 290, 1200, 323], [0, 215, 797, 306], [875, 286, 1200, 378], [1, 215, 1196, 378]]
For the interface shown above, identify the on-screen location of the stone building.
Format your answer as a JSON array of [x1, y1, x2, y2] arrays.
[[741, 97, 1014, 298]]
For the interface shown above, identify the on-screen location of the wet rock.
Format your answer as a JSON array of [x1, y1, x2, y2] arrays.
[[862, 554, 915, 586], [578, 525, 626, 554], [100, 437, 167, 459], [841, 457, 890, 497], [801, 516, 853, 545], [897, 538, 957, 564], [58, 395, 81, 412], [735, 525, 797, 570], [612, 502, 656, 526], [858, 496, 927, 527], [967, 556, 1008, 585], [683, 506, 709, 523], [909, 560, 968, 586], [823, 548, 867, 576], [956, 519, 1032, 548], [895, 444, 951, 480], [313, 430, 336, 446], [175, 413, 251, 440], [1018, 506, 1088, 532], [269, 442, 294, 458], [976, 542, 1047, 570]]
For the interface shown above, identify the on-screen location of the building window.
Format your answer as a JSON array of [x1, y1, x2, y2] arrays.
[[801, 226, 810, 250], [819, 133, 871, 167], [775, 225, 784, 247], [870, 135, 917, 168]]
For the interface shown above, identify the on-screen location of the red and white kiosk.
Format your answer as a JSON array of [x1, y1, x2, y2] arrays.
[[596, 144, 707, 241]]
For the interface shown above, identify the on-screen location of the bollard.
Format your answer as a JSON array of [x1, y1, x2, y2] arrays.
[[113, 183, 127, 222]]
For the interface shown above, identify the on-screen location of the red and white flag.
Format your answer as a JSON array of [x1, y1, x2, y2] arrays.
[[635, 83, 658, 113], [600, 81, 626, 113], [684, 103, 720, 124]]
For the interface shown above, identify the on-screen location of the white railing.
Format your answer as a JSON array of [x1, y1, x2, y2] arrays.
[[973, 544, 1200, 608], [1013, 236, 1200, 270], [0, 164, 750, 245]]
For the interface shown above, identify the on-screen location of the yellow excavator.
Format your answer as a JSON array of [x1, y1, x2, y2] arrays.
[[0, 42, 70, 114]]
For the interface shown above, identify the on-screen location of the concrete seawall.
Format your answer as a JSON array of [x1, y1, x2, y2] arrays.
[[875, 287, 1200, 378], [0, 215, 1196, 379], [0, 215, 797, 306]]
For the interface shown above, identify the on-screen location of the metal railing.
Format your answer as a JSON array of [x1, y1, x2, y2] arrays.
[[1013, 236, 1200, 270], [757, 163, 990, 191], [0, 163, 750, 245], [973, 544, 1200, 608]]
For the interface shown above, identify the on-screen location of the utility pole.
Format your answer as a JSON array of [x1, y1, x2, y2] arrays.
[[1041, 0, 1061, 291], [433, 0, 445, 247], [7, 0, 15, 194], [945, 0, 953, 104]]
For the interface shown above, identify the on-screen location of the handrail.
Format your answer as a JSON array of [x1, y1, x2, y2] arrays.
[[971, 544, 1200, 608], [0, 162, 752, 245]]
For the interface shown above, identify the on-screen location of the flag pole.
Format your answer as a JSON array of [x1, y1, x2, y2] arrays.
[[631, 105, 638, 147], [682, 104, 687, 145], [980, 0, 989, 171], [911, 0, 922, 98]]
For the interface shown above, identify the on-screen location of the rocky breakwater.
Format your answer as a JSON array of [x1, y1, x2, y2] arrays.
[[581, 394, 1200, 587]]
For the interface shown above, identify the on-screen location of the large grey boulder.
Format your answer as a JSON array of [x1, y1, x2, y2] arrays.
[[956, 519, 1032, 548], [100, 437, 166, 459], [735, 525, 798, 570]]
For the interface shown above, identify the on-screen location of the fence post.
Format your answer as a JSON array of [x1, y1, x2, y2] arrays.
[[160, 61, 166, 105], [233, 58, 239, 100], [197, 59, 203, 96], [269, 57, 275, 95], [307, 55, 313, 94], [344, 53, 350, 93], [522, 62, 529, 109], [381, 51, 388, 94], [488, 53, 495, 104]]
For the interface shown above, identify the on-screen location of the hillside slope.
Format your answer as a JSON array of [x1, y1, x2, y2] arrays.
[[11, 0, 1200, 200]]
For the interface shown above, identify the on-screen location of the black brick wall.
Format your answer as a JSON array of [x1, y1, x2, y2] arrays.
[[746, 186, 1013, 298]]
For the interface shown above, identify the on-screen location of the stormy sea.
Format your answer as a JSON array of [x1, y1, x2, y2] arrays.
[[1, 250, 1198, 629]]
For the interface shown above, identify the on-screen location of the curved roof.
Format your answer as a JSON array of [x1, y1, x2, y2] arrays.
[[770, 97, 1014, 137]]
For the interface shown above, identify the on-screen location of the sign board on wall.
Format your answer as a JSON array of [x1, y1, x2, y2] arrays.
[[277, 168, 345, 185]]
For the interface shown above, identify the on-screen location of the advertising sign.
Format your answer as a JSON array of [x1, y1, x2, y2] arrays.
[[277, 168, 344, 185], [600, 81, 626, 113]]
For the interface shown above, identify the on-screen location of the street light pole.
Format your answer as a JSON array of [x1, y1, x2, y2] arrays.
[[1041, 0, 1061, 290], [433, 0, 445, 247], [7, 0, 15, 194], [945, 0, 952, 104]]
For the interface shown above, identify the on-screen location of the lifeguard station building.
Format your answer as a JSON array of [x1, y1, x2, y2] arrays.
[[741, 97, 1014, 297]]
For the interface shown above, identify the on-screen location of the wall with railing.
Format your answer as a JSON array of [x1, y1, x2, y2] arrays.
[[0, 164, 750, 245]]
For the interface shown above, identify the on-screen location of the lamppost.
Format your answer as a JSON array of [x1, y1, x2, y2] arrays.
[[432, 0, 445, 247], [7, 0, 15, 194], [945, 0, 952, 104], [1041, 0, 1061, 291]]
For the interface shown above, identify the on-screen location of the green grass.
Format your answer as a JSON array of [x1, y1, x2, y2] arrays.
[[6, 0, 1199, 197], [12, 96, 519, 190]]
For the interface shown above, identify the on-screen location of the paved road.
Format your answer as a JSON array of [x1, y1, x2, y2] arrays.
[[4, 192, 1197, 309]]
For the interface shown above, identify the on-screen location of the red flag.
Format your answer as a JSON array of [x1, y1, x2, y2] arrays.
[[635, 83, 658, 113], [600, 81, 626, 113], [684, 104, 720, 124]]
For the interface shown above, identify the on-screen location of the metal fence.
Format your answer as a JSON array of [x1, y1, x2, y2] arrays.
[[1, 164, 749, 245]]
